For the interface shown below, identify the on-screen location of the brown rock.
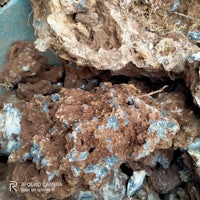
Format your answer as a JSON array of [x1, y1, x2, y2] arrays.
[[0, 41, 64, 101], [64, 62, 100, 90], [0, 41, 49, 86], [156, 92, 200, 149], [149, 165, 181, 194], [185, 57, 200, 108], [141, 149, 173, 169], [7, 82, 180, 199], [17, 80, 53, 101], [0, 163, 25, 200]]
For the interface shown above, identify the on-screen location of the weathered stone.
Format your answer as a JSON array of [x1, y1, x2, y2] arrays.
[[127, 170, 146, 197], [31, 0, 199, 78], [156, 92, 200, 149], [149, 165, 181, 194], [141, 149, 174, 169], [0, 92, 24, 155], [64, 61, 101, 90], [188, 138, 200, 178], [17, 80, 53, 101], [185, 53, 200, 108], [0, 41, 64, 101], [70, 169, 128, 200], [7, 82, 180, 199], [0, 41, 48, 87]]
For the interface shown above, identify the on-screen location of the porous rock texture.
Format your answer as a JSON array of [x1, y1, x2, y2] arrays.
[[1, 1, 200, 199], [30, 0, 200, 108], [0, 41, 200, 199], [31, 0, 198, 76], [7, 82, 181, 199]]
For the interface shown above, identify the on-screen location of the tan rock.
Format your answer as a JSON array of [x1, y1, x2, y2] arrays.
[[31, 0, 199, 78]]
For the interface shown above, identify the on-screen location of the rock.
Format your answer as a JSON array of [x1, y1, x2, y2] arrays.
[[0, 162, 25, 200], [141, 149, 174, 169], [0, 92, 24, 155], [149, 165, 181, 194], [7, 82, 180, 199], [155, 92, 200, 149], [0, 41, 64, 101], [64, 62, 101, 90], [127, 170, 146, 197], [188, 138, 200, 178], [164, 184, 200, 200], [185, 53, 200, 108], [0, 0, 35, 71], [17, 80, 53, 101], [70, 169, 128, 200], [0, 41, 49, 87], [31, 0, 199, 78], [0, 0, 61, 77]]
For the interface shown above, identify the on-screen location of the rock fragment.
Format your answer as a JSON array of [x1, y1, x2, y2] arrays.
[[0, 92, 24, 155], [17, 80, 53, 101], [0, 41, 64, 101], [31, 0, 199, 78], [0, 41, 48, 86], [7, 82, 180, 199], [127, 170, 146, 197], [149, 165, 181, 194]]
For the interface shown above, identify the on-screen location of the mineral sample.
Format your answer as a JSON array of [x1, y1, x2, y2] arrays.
[[31, 0, 199, 78], [8, 82, 180, 199], [155, 91, 200, 149], [69, 169, 128, 200], [0, 92, 24, 155], [0, 41, 64, 101], [17, 80, 53, 101], [30, 0, 200, 110], [188, 138, 200, 178], [0, 163, 24, 200], [125, 179, 160, 200], [64, 61, 101, 90], [126, 170, 146, 197], [0, 41, 48, 86]]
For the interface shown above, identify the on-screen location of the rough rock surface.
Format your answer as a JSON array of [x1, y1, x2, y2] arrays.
[[1, 2, 200, 200], [0, 41, 48, 86], [185, 54, 200, 108], [7, 82, 180, 199], [69, 169, 128, 200], [31, 0, 199, 78], [156, 92, 200, 149], [0, 92, 25, 155], [30, 0, 200, 109], [64, 61, 110, 90], [0, 162, 25, 200], [149, 165, 181, 194], [0, 41, 64, 101]]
